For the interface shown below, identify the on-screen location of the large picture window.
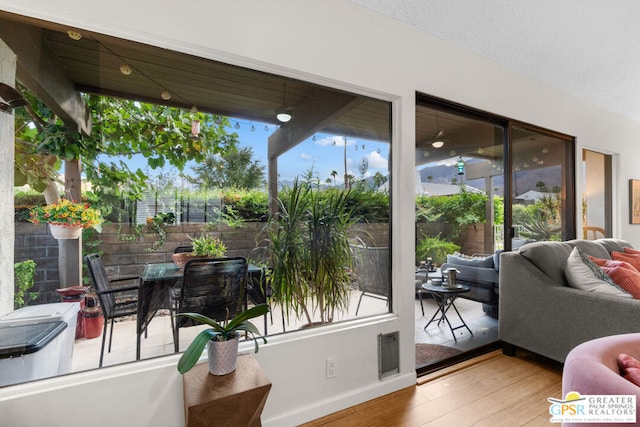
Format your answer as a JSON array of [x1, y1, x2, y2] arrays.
[[2, 11, 391, 384]]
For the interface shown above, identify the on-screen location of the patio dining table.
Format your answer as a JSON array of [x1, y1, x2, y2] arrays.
[[136, 261, 266, 360]]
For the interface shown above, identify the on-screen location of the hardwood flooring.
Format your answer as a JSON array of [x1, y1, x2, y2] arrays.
[[300, 349, 563, 427]]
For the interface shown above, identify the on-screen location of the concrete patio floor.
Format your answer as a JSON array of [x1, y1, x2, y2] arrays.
[[70, 290, 498, 373]]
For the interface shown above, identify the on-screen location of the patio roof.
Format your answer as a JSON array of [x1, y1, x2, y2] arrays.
[[0, 10, 390, 154]]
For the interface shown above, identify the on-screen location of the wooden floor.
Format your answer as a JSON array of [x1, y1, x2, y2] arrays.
[[300, 349, 563, 427]]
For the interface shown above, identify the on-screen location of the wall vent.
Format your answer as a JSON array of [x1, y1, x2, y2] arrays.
[[378, 331, 399, 379]]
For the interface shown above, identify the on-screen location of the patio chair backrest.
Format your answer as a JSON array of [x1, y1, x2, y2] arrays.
[[174, 245, 193, 253], [351, 246, 390, 297], [175, 256, 247, 328], [85, 253, 117, 316]]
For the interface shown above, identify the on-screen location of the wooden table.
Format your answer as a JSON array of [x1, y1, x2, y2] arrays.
[[183, 354, 272, 427]]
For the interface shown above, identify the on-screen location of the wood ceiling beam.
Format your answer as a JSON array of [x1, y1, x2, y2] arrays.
[[0, 18, 91, 134], [267, 90, 363, 160]]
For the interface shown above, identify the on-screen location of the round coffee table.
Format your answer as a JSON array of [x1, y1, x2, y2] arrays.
[[422, 282, 474, 341]]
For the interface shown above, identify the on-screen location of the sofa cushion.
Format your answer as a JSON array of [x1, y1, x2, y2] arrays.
[[564, 247, 632, 298], [446, 253, 494, 269], [569, 239, 613, 260], [518, 241, 573, 285], [597, 239, 633, 254], [493, 250, 503, 272]]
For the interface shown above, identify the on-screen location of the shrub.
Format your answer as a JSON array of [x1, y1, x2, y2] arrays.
[[415, 235, 460, 266], [14, 260, 38, 308]]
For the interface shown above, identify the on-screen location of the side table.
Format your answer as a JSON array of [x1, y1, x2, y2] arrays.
[[422, 282, 473, 341], [183, 354, 272, 427]]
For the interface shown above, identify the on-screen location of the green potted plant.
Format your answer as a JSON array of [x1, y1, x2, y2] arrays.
[[172, 234, 227, 268], [266, 179, 360, 327], [29, 198, 102, 239], [176, 304, 269, 375]]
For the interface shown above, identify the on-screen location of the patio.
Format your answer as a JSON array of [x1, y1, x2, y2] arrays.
[[70, 289, 498, 373]]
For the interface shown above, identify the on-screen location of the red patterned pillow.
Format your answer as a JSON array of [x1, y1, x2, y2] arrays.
[[624, 247, 640, 255], [599, 265, 640, 299], [618, 354, 640, 387], [589, 256, 638, 272], [611, 251, 640, 271]]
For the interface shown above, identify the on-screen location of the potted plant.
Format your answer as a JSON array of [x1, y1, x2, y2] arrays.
[[172, 234, 227, 268], [176, 303, 269, 375], [29, 198, 102, 239]]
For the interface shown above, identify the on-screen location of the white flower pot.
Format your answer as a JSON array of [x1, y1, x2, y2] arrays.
[[49, 224, 82, 239], [207, 335, 239, 375]]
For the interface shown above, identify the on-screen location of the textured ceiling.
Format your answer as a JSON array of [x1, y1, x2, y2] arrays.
[[350, 0, 640, 123]]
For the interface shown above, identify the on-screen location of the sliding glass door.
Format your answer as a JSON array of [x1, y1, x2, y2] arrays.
[[415, 94, 575, 373]]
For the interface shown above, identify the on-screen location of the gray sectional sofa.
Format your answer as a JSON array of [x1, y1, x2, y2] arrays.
[[499, 238, 640, 363]]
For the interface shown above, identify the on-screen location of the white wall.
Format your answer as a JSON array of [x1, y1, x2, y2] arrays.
[[2, 1, 640, 426], [0, 38, 15, 316]]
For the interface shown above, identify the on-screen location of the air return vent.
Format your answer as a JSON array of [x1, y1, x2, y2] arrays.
[[378, 332, 399, 379]]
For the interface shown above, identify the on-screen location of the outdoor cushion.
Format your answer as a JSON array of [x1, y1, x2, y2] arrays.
[[446, 253, 493, 269]]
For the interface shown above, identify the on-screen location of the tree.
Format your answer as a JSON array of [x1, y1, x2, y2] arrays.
[[188, 146, 265, 190], [15, 88, 238, 206], [14, 88, 239, 287], [372, 172, 387, 188]]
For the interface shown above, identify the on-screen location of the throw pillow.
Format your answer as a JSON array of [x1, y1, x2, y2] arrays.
[[617, 354, 640, 387], [624, 247, 640, 255], [589, 256, 638, 272], [598, 266, 640, 299], [612, 251, 640, 271], [564, 247, 632, 299]]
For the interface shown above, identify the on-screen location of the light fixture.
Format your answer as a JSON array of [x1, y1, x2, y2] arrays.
[[119, 63, 132, 76], [276, 83, 293, 123], [456, 156, 465, 175], [160, 89, 171, 100], [189, 106, 200, 137], [276, 108, 292, 123], [67, 30, 82, 41], [431, 113, 444, 148], [191, 120, 200, 137]]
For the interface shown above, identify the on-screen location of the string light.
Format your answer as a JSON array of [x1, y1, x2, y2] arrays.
[[119, 64, 132, 76], [160, 89, 171, 100], [67, 30, 82, 41]]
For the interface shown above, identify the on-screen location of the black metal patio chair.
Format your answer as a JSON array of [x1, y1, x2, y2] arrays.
[[172, 256, 247, 352], [351, 245, 390, 315], [84, 253, 140, 367]]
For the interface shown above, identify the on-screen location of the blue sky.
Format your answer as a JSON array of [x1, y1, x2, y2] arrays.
[[121, 119, 390, 188]]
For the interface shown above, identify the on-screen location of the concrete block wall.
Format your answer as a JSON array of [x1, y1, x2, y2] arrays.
[[15, 221, 388, 303]]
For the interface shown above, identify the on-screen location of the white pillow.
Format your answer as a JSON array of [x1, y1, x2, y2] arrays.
[[564, 247, 632, 298]]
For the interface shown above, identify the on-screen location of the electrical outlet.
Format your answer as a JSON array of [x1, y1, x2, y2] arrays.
[[326, 357, 337, 379]]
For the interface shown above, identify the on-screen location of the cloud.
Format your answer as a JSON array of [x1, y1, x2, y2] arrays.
[[300, 152, 314, 161], [367, 151, 388, 169]]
